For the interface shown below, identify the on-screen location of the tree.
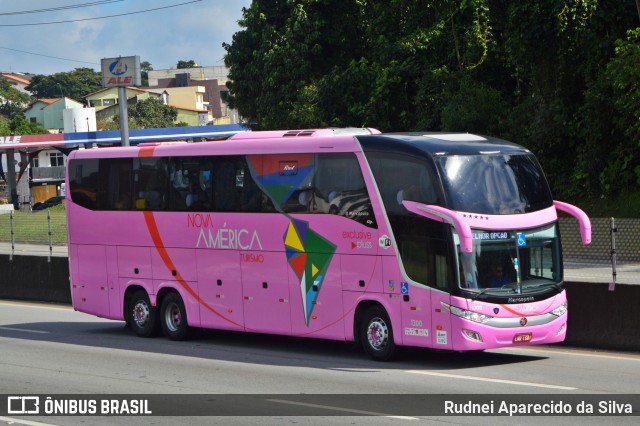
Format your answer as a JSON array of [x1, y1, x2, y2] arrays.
[[177, 60, 197, 69], [0, 119, 9, 135], [141, 61, 153, 87], [116, 97, 178, 129], [224, 0, 365, 129], [224, 0, 498, 130], [9, 116, 47, 135], [441, 77, 505, 134], [0, 79, 30, 118], [25, 68, 102, 101], [223, 0, 640, 199], [590, 28, 640, 196]]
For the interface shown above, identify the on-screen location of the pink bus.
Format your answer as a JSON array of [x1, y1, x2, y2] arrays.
[[66, 129, 591, 360]]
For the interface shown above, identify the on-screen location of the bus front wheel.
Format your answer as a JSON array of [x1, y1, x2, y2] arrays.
[[360, 306, 396, 361], [160, 292, 190, 341], [129, 290, 159, 337]]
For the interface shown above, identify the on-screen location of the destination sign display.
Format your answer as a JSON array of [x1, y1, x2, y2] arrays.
[[472, 231, 511, 241]]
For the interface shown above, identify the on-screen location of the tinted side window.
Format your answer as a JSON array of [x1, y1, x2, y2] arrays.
[[251, 153, 376, 227], [168, 155, 272, 213], [132, 157, 168, 210], [69, 159, 99, 210], [169, 156, 213, 211], [214, 156, 249, 212], [101, 158, 133, 210], [366, 152, 452, 288], [366, 152, 441, 215]]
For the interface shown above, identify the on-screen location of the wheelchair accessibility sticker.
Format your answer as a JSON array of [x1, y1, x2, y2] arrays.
[[516, 233, 527, 247]]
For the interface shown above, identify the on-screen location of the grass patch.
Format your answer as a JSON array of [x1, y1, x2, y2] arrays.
[[0, 208, 67, 245]]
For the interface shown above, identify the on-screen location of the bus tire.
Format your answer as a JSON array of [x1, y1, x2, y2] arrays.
[[160, 292, 190, 341], [129, 290, 159, 337], [360, 305, 396, 361]]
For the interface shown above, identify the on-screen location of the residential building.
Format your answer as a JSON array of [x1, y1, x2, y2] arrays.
[[0, 72, 33, 95], [24, 97, 84, 132], [146, 85, 209, 125], [84, 86, 155, 121], [147, 66, 229, 86], [147, 66, 238, 125], [29, 149, 66, 204], [86, 86, 208, 127]]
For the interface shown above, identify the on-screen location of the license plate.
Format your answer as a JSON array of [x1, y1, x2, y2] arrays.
[[513, 333, 532, 343]]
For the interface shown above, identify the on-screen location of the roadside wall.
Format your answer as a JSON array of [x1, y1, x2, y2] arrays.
[[564, 282, 640, 352], [0, 254, 70, 304], [0, 254, 638, 352]]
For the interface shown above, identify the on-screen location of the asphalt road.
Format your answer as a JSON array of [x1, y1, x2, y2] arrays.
[[0, 301, 638, 425]]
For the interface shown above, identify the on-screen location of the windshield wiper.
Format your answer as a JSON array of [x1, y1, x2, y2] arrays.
[[470, 287, 492, 301], [521, 281, 563, 293], [470, 285, 517, 301]]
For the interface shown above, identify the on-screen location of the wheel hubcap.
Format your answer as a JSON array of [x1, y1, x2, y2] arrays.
[[133, 301, 149, 327], [366, 317, 388, 351], [164, 302, 182, 332]]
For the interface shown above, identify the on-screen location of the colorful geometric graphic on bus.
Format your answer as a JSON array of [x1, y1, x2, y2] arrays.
[[284, 218, 336, 325], [247, 154, 314, 208]]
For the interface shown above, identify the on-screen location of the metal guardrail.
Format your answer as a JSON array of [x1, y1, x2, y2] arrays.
[[0, 209, 67, 263], [559, 217, 640, 284]]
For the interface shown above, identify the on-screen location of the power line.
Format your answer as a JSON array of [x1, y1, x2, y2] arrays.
[[0, 0, 124, 16], [0, 0, 202, 26], [0, 46, 99, 66]]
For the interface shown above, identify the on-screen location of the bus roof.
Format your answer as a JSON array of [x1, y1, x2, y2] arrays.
[[228, 128, 380, 140], [68, 133, 366, 160], [67, 131, 531, 161], [356, 133, 531, 157]]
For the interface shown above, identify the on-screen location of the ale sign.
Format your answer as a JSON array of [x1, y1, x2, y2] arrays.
[[101, 56, 141, 87]]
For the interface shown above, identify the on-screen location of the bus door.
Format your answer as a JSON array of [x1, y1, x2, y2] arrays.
[[380, 255, 430, 348], [196, 249, 244, 331], [394, 232, 453, 350]]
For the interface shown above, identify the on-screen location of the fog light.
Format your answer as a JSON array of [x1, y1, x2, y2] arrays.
[[462, 330, 483, 342], [557, 322, 566, 335]]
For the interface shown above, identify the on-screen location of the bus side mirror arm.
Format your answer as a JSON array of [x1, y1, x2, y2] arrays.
[[402, 201, 473, 253], [554, 200, 592, 245]]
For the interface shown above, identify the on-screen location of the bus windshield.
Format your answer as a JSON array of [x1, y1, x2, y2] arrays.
[[455, 223, 562, 295], [435, 154, 553, 215]]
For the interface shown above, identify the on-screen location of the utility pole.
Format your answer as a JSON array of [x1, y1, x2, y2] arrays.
[[118, 86, 130, 147], [5, 148, 17, 209]]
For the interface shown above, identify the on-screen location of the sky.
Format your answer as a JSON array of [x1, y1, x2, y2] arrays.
[[0, 0, 252, 76]]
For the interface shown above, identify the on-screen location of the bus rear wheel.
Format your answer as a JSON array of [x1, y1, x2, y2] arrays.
[[160, 293, 191, 341], [360, 306, 396, 361], [129, 290, 159, 337]]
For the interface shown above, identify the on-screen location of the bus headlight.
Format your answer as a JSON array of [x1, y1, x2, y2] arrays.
[[550, 301, 568, 317], [441, 302, 493, 324]]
